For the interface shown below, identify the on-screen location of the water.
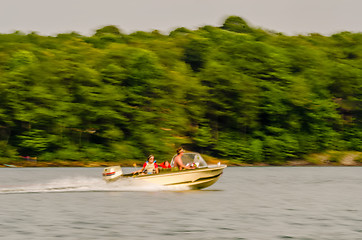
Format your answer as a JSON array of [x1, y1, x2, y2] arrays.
[[1, 167, 362, 240]]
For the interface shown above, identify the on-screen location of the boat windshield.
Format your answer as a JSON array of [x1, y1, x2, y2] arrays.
[[170, 152, 208, 168]]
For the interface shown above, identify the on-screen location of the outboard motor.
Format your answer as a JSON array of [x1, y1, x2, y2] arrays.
[[102, 166, 123, 182]]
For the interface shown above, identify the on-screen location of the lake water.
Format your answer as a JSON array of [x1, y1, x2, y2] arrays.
[[1, 167, 362, 240]]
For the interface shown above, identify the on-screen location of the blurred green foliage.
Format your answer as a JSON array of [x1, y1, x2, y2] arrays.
[[0, 16, 361, 164]]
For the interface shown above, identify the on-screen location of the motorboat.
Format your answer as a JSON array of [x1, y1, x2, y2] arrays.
[[102, 152, 226, 190]]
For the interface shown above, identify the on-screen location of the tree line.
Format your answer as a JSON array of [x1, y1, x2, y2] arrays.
[[0, 16, 361, 164]]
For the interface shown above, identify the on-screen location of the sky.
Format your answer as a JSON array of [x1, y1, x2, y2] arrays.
[[1, 0, 361, 36]]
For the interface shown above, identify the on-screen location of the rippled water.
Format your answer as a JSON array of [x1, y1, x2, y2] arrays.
[[1, 167, 362, 239]]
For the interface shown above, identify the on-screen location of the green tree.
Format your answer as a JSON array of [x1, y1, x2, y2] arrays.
[[221, 16, 252, 33]]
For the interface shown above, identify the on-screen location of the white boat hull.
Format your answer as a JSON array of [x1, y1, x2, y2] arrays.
[[134, 166, 226, 189], [104, 165, 226, 190]]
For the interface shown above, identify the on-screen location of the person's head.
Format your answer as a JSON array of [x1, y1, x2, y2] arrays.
[[164, 161, 170, 167], [176, 147, 184, 155], [147, 155, 155, 162]]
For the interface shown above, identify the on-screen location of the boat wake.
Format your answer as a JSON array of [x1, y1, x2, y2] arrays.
[[0, 177, 189, 194]]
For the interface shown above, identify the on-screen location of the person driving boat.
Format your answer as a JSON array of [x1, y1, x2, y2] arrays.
[[173, 147, 196, 170]]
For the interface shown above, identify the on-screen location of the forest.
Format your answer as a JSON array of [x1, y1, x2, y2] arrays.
[[0, 16, 361, 165]]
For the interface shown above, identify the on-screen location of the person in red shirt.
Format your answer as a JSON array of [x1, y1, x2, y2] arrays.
[[159, 161, 171, 169], [132, 155, 159, 175]]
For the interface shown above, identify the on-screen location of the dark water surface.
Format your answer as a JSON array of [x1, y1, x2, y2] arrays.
[[1, 167, 362, 239]]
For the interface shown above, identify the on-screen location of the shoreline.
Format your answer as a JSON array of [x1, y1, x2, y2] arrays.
[[2, 159, 362, 168], [1, 151, 361, 168], [2, 162, 362, 168], [2, 163, 362, 168]]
